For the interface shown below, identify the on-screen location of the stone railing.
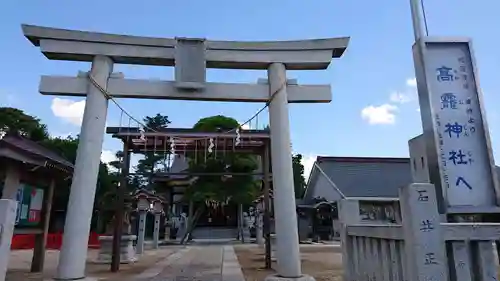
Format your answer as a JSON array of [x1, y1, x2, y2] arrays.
[[339, 183, 499, 281]]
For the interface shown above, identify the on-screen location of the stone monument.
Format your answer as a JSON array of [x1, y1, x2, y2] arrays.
[[135, 194, 150, 255], [0, 200, 17, 281], [96, 210, 137, 264]]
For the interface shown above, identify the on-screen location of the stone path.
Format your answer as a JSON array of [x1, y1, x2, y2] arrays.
[[130, 245, 245, 281]]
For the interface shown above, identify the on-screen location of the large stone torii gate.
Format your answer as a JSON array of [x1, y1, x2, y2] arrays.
[[22, 24, 349, 281]]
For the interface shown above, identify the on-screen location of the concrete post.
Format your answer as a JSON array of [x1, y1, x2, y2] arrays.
[[136, 211, 147, 254], [256, 202, 264, 245], [164, 217, 170, 242], [263, 144, 272, 269], [400, 183, 448, 281], [153, 213, 161, 249], [56, 55, 113, 280], [1, 165, 20, 200], [238, 204, 244, 242], [242, 212, 251, 243], [0, 199, 17, 281], [266, 63, 302, 278], [339, 199, 361, 281]]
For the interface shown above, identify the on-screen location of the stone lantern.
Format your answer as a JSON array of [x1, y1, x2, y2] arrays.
[[97, 185, 138, 264], [137, 195, 150, 212], [135, 194, 150, 255], [152, 200, 163, 249]]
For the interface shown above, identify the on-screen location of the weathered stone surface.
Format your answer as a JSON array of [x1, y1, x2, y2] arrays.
[[96, 235, 137, 264]]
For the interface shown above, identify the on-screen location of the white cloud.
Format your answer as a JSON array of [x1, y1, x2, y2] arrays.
[[51, 98, 86, 126], [389, 77, 418, 104], [361, 104, 398, 125], [101, 150, 117, 164], [389, 91, 413, 104], [406, 78, 417, 87], [301, 154, 317, 181], [241, 123, 250, 130], [361, 77, 418, 125]]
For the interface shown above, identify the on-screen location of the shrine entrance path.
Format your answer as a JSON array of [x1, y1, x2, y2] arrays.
[[130, 245, 245, 281]]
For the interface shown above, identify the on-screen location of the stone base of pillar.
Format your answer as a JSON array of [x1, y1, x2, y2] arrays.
[[95, 235, 137, 264], [270, 234, 277, 259], [164, 225, 171, 241], [143, 240, 158, 250], [242, 229, 251, 243], [264, 274, 316, 281]]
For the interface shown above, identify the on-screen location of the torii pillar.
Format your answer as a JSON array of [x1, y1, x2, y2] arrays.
[[58, 56, 113, 280], [267, 62, 302, 277], [22, 24, 349, 281]]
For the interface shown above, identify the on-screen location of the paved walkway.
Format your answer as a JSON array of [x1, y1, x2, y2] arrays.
[[130, 245, 245, 281]]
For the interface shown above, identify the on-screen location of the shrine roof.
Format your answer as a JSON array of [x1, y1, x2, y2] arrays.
[[132, 189, 166, 202], [151, 155, 192, 182], [303, 156, 500, 204], [0, 134, 73, 173], [106, 127, 269, 154], [303, 156, 413, 203]]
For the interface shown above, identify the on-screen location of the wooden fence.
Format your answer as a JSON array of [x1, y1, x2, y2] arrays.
[[339, 183, 500, 281]]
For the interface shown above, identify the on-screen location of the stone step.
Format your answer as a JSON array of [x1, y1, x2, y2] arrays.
[[191, 227, 238, 239]]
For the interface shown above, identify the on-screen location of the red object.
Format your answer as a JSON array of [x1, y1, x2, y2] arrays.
[[11, 232, 102, 250], [28, 210, 41, 223]]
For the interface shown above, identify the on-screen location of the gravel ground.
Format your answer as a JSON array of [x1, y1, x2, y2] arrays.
[[234, 245, 344, 281], [148, 246, 224, 281], [5, 247, 183, 281]]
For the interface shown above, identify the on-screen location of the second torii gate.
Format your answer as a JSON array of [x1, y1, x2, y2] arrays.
[[22, 24, 349, 281]]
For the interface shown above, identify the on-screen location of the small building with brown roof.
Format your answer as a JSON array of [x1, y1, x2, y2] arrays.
[[0, 133, 73, 272]]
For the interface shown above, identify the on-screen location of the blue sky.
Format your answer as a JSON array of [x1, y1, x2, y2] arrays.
[[1, 0, 499, 177]]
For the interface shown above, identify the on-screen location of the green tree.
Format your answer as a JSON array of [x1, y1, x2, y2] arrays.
[[93, 150, 142, 234], [187, 115, 259, 204], [292, 154, 306, 199], [41, 135, 79, 162], [134, 114, 171, 188], [41, 135, 121, 232], [41, 136, 81, 212], [259, 125, 304, 198], [181, 115, 260, 243], [0, 106, 122, 232], [0, 107, 49, 141]]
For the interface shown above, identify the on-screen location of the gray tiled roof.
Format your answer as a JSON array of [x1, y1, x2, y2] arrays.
[[169, 154, 190, 179], [0, 134, 73, 169], [304, 156, 500, 203], [314, 157, 412, 199]]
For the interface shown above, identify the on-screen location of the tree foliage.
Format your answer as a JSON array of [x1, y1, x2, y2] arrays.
[[292, 154, 306, 199], [0, 107, 120, 232], [134, 113, 171, 188], [40, 136, 81, 211], [41, 135, 79, 162], [0, 107, 49, 141], [185, 115, 259, 206]]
